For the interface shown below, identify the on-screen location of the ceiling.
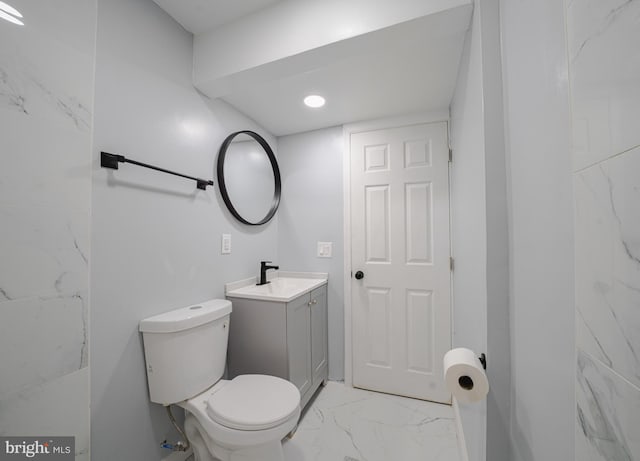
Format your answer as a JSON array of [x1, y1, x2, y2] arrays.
[[221, 9, 470, 135], [152, 0, 284, 34], [152, 1, 472, 136]]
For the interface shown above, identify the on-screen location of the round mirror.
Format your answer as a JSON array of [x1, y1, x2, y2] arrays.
[[217, 131, 281, 225]]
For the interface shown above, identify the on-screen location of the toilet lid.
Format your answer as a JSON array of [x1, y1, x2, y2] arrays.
[[206, 375, 300, 430]]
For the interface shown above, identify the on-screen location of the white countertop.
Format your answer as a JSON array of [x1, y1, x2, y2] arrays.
[[225, 271, 328, 302]]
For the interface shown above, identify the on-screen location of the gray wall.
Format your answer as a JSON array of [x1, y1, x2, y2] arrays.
[[449, 2, 488, 457], [276, 127, 345, 380], [90, 0, 278, 459], [476, 2, 510, 461], [450, 3, 512, 461], [0, 1, 95, 458], [500, 0, 575, 460]]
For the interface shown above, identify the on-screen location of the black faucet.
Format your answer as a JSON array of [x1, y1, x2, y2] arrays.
[[258, 261, 279, 285]]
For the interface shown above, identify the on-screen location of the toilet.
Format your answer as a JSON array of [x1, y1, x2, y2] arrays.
[[139, 299, 300, 461]]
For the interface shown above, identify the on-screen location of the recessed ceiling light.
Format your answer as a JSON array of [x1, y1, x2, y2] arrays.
[[0, 1, 23, 25], [304, 95, 325, 108]]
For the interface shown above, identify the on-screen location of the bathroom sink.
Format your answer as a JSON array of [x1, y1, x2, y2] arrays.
[[225, 271, 328, 302]]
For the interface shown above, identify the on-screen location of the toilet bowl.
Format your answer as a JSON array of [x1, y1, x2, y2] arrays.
[[182, 375, 300, 461], [181, 376, 300, 461], [139, 299, 301, 461]]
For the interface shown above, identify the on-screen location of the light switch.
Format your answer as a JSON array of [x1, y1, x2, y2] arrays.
[[221, 234, 231, 254], [317, 241, 332, 258]]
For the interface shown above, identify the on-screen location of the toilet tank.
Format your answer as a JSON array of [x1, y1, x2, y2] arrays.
[[139, 299, 232, 405]]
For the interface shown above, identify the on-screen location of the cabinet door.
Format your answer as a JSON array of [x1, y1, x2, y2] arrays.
[[310, 286, 328, 386], [286, 295, 312, 398]]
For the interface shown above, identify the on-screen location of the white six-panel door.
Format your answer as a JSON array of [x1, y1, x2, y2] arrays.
[[350, 122, 451, 403]]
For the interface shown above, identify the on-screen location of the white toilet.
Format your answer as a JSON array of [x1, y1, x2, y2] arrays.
[[139, 299, 301, 461]]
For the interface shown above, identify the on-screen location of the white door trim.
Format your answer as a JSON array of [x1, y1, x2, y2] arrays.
[[342, 110, 450, 387]]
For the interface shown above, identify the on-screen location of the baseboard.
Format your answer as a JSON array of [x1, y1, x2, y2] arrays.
[[160, 449, 193, 461], [452, 397, 469, 461]]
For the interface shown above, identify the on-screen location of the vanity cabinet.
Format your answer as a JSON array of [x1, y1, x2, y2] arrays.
[[227, 284, 328, 409]]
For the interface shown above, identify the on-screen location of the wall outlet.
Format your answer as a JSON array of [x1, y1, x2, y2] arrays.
[[221, 234, 231, 254], [317, 241, 332, 258]]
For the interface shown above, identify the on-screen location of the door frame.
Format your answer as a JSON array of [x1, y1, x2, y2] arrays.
[[343, 110, 452, 387]]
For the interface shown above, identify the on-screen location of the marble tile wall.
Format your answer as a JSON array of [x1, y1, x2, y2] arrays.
[[567, 0, 640, 459], [0, 1, 95, 459]]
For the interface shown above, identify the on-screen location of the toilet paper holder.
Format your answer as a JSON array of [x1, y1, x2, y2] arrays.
[[478, 353, 487, 370]]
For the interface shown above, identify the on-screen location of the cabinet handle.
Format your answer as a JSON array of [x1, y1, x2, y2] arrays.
[[308, 299, 318, 306]]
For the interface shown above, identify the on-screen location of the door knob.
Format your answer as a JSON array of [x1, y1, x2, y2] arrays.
[[354, 271, 364, 280]]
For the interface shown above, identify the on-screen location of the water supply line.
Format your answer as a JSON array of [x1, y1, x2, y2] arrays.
[[163, 405, 190, 452]]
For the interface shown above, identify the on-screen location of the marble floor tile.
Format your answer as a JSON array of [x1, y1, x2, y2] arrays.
[[283, 381, 460, 461]]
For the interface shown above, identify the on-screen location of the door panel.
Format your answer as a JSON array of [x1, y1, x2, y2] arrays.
[[405, 182, 432, 264], [406, 289, 434, 373], [365, 185, 391, 262], [365, 287, 392, 368]]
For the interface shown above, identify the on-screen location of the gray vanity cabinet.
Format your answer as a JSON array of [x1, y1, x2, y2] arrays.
[[227, 284, 328, 409]]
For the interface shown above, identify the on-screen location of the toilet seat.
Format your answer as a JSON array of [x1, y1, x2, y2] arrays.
[[206, 375, 300, 431]]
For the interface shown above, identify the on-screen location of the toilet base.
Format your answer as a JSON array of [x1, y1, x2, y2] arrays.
[[184, 413, 287, 461]]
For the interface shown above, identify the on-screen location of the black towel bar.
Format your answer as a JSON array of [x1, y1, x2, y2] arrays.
[[100, 151, 214, 190]]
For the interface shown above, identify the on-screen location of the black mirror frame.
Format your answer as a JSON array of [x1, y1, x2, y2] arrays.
[[217, 130, 282, 226]]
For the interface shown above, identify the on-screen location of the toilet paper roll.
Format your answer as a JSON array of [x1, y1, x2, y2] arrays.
[[443, 348, 489, 404]]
